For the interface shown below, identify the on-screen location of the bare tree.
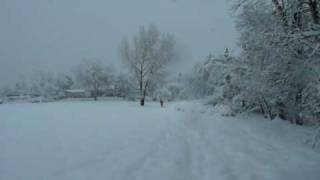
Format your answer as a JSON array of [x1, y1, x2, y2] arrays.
[[119, 24, 175, 106]]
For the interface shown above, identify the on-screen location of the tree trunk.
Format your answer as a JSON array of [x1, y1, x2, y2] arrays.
[[140, 97, 145, 106], [93, 83, 99, 101], [139, 81, 149, 107], [138, 64, 144, 106], [259, 99, 268, 119], [293, 1, 303, 29], [262, 97, 275, 120], [93, 90, 98, 101], [139, 63, 144, 97], [143, 81, 148, 98], [309, 0, 320, 24], [272, 0, 288, 27], [294, 92, 303, 125], [277, 102, 288, 120]]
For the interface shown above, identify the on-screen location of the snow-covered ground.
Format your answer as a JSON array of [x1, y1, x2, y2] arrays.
[[0, 101, 319, 180]]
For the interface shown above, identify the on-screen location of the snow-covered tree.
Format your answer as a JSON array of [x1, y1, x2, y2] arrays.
[[75, 59, 113, 101], [30, 72, 62, 99], [187, 51, 240, 104], [119, 24, 176, 106], [114, 73, 132, 98], [54, 74, 74, 98], [232, 0, 320, 124]]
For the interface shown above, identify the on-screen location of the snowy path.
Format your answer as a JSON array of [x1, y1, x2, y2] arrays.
[[0, 101, 319, 180]]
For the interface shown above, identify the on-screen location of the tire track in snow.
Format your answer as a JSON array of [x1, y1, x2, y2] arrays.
[[117, 106, 200, 180], [121, 103, 223, 180], [180, 103, 320, 180], [179, 105, 239, 180]]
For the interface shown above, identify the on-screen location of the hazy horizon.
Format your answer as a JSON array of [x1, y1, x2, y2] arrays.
[[0, 0, 238, 88]]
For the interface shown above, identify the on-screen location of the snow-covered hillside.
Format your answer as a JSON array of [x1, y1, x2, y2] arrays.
[[0, 101, 319, 180]]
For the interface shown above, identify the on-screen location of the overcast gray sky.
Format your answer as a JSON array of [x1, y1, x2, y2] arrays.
[[0, 0, 237, 88]]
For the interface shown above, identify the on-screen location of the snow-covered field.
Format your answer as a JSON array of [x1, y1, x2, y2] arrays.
[[0, 101, 319, 180]]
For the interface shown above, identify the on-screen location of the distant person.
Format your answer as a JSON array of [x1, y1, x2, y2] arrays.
[[160, 99, 164, 108]]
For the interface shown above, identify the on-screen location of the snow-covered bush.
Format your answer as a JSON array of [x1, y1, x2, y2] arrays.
[[188, 51, 237, 100], [231, 94, 247, 113], [231, 0, 320, 125], [301, 82, 320, 125]]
